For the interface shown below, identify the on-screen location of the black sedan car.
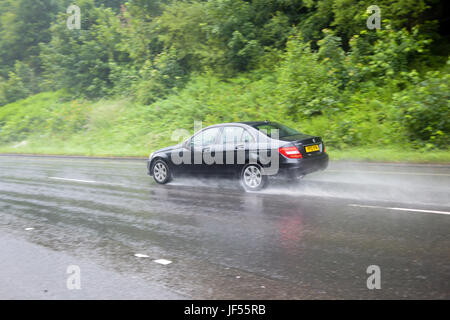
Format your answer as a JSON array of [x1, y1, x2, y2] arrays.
[[147, 121, 328, 191]]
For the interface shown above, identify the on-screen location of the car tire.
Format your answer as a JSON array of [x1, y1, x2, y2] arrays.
[[152, 159, 172, 184], [240, 164, 268, 192]]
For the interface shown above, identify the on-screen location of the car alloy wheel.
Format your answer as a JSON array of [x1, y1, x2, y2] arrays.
[[152, 160, 171, 184], [241, 164, 267, 191]]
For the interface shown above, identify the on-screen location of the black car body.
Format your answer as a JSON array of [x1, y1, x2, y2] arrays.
[[147, 121, 328, 191]]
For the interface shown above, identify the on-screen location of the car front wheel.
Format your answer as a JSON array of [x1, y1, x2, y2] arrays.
[[240, 164, 268, 192], [152, 160, 172, 184]]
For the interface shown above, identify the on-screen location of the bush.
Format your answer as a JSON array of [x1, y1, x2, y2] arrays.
[[394, 70, 450, 148], [0, 91, 88, 143], [277, 34, 341, 119], [0, 72, 30, 106]]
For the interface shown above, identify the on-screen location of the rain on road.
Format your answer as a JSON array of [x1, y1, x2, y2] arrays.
[[0, 155, 449, 299]]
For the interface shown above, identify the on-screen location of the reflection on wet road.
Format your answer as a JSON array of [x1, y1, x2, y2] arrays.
[[0, 155, 449, 299]]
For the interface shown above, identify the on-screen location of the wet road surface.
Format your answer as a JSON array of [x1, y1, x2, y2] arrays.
[[0, 155, 449, 299]]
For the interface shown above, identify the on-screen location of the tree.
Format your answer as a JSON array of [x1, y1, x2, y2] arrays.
[[40, 0, 124, 98], [0, 0, 58, 76]]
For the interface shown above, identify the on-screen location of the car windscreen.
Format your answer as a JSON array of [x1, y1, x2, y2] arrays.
[[253, 123, 300, 139]]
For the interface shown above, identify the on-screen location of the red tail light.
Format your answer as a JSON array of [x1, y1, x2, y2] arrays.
[[279, 146, 303, 159]]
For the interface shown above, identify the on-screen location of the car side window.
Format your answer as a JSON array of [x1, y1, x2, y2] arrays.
[[255, 124, 279, 138], [192, 127, 220, 147], [241, 129, 254, 143], [222, 126, 245, 145]]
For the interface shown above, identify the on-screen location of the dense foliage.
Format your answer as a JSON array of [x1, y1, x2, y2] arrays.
[[0, 0, 448, 153]]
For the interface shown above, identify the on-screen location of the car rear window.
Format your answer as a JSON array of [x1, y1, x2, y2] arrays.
[[253, 123, 300, 139]]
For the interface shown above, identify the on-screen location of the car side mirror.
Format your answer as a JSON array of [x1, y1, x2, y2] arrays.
[[183, 139, 191, 149]]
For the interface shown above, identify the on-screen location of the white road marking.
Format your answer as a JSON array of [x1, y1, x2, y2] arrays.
[[328, 170, 450, 177], [24, 227, 34, 231], [153, 259, 172, 265], [49, 177, 97, 183], [134, 253, 150, 258], [48, 176, 122, 186], [348, 204, 450, 216]]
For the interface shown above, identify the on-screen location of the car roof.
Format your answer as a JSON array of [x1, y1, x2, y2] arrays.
[[237, 121, 272, 127], [202, 121, 273, 130]]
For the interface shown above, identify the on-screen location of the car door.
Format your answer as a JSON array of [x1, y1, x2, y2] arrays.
[[190, 126, 222, 175], [221, 126, 253, 175]]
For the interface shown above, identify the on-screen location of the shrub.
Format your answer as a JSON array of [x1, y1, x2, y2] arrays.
[[277, 34, 341, 119], [394, 70, 450, 148]]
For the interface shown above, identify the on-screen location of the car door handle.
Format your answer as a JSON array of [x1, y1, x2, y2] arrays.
[[235, 144, 245, 150]]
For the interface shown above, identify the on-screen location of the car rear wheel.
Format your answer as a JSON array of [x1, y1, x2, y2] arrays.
[[240, 164, 268, 192], [152, 160, 171, 184]]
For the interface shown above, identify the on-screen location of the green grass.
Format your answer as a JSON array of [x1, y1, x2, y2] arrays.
[[0, 91, 449, 163], [328, 147, 450, 164]]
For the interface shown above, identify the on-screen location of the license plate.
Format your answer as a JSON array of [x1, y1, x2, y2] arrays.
[[305, 144, 319, 152]]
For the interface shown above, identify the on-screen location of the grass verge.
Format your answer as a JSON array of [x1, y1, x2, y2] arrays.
[[0, 91, 448, 164]]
